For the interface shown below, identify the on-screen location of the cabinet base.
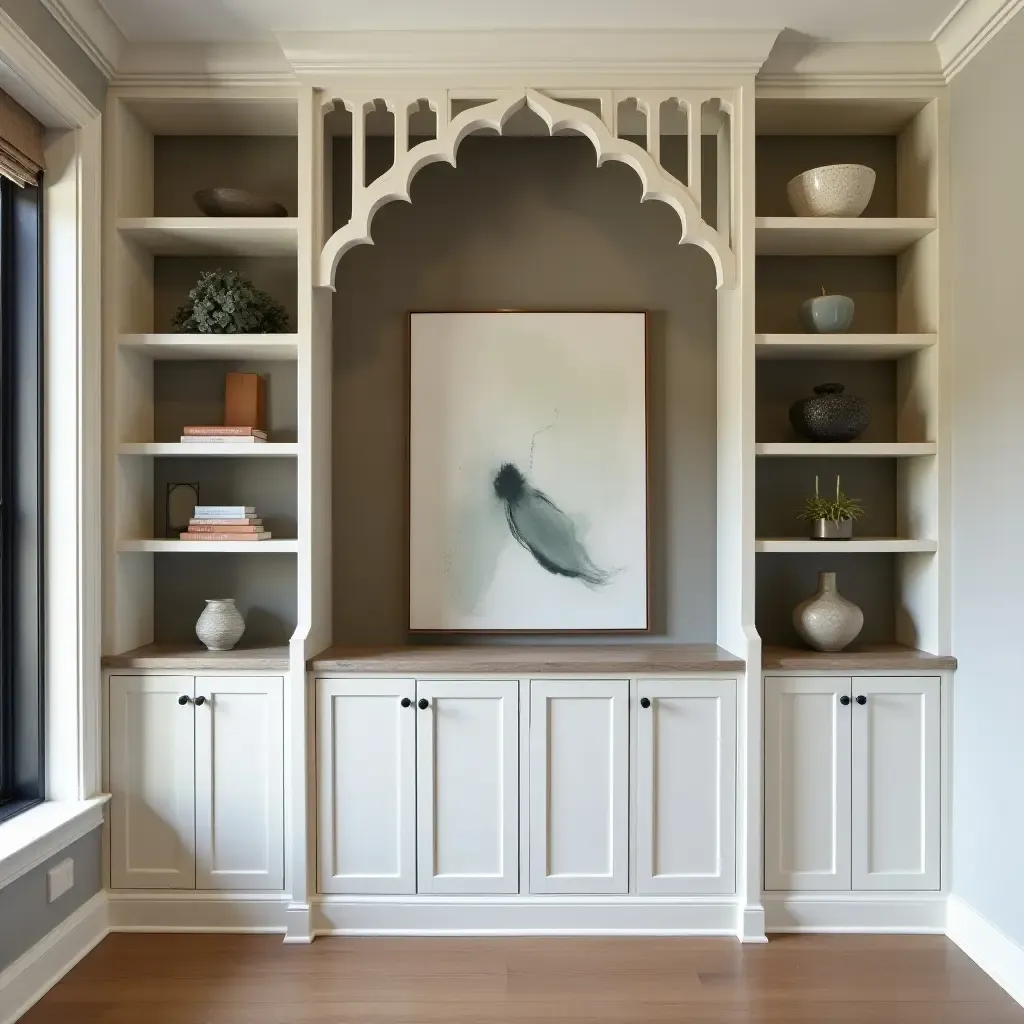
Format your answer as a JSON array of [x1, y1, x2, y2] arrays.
[[104, 892, 949, 938], [313, 896, 739, 935], [764, 893, 947, 933]]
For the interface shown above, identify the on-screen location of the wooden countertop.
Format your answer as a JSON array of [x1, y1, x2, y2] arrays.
[[308, 644, 744, 675], [762, 644, 957, 671], [102, 643, 290, 670]]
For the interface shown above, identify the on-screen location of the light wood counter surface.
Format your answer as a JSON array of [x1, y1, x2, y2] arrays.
[[308, 643, 744, 675], [102, 643, 290, 671], [762, 644, 956, 672]]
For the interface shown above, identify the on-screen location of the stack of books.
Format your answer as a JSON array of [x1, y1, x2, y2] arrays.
[[180, 426, 267, 444], [180, 505, 272, 542]]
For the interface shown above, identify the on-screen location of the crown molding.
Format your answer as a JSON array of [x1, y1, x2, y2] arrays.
[[112, 42, 295, 87], [758, 41, 945, 88], [933, 0, 1024, 79], [277, 28, 781, 82], [38, 0, 124, 79]]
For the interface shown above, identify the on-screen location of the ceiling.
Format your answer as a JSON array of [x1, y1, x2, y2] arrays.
[[96, 0, 966, 43]]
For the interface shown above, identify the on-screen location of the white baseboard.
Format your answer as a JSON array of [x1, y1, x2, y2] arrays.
[[947, 895, 1024, 1008], [0, 891, 108, 1024], [764, 893, 947, 933], [107, 892, 288, 933], [313, 896, 739, 935]]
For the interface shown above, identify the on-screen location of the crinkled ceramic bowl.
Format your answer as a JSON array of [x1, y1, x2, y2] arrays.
[[786, 164, 876, 218]]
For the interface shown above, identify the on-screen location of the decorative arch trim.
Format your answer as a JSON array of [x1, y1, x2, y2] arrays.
[[319, 88, 736, 289]]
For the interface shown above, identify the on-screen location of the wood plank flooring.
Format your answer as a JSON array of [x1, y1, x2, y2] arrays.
[[20, 934, 1024, 1023]]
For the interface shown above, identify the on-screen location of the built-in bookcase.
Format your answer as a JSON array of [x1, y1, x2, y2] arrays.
[[103, 91, 307, 653], [752, 95, 948, 653]]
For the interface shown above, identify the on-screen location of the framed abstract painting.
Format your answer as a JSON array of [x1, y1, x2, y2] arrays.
[[408, 311, 649, 632]]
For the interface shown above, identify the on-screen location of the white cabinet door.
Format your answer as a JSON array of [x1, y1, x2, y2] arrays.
[[194, 676, 284, 891], [636, 679, 736, 895], [852, 676, 940, 891], [529, 680, 629, 894], [316, 678, 416, 894], [764, 676, 852, 891], [109, 675, 196, 890], [416, 680, 519, 894]]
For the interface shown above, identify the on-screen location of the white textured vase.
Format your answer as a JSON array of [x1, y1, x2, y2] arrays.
[[195, 598, 245, 651], [793, 571, 863, 652]]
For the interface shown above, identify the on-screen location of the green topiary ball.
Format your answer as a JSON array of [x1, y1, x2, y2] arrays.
[[172, 269, 290, 334]]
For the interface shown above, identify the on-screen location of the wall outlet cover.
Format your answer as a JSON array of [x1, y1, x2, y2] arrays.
[[47, 857, 74, 902]]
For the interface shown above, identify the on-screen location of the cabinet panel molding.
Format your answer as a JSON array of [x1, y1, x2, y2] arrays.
[[529, 679, 629, 894], [109, 674, 196, 890], [416, 680, 519, 895], [852, 676, 940, 891], [316, 678, 417, 895], [636, 678, 736, 895], [764, 676, 852, 891], [194, 675, 284, 891]]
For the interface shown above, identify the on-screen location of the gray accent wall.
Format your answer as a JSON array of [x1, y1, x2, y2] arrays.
[[950, 7, 1024, 949], [0, 0, 106, 111], [0, 827, 101, 971], [331, 130, 719, 644]]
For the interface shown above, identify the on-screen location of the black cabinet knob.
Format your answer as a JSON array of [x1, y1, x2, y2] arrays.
[[856, 695, 867, 705], [177, 695, 190, 706], [839, 695, 851, 706], [401, 697, 412, 708], [418, 698, 429, 710], [640, 697, 651, 709], [194, 696, 207, 706]]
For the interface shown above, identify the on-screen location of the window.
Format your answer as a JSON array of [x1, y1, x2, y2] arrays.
[[0, 173, 44, 821]]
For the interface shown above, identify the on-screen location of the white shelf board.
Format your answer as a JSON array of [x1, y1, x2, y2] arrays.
[[755, 217, 937, 256], [118, 539, 299, 554], [755, 442, 937, 457], [756, 538, 938, 554], [117, 443, 299, 457], [118, 334, 299, 360], [117, 218, 299, 256], [755, 334, 936, 360]]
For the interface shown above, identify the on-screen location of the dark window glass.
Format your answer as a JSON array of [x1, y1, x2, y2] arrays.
[[0, 173, 44, 822]]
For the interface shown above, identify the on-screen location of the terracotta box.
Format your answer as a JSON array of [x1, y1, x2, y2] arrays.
[[224, 372, 266, 430]]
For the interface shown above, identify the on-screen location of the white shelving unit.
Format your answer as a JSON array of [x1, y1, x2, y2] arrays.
[[99, 65, 952, 945], [753, 93, 949, 658], [103, 88, 310, 660]]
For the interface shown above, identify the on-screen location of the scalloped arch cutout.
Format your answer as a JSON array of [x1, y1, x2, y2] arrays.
[[319, 88, 736, 289]]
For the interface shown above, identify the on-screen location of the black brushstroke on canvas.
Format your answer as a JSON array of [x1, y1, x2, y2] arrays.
[[493, 463, 611, 587]]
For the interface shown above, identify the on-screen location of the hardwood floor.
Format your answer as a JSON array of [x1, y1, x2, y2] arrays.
[[20, 934, 1024, 1023]]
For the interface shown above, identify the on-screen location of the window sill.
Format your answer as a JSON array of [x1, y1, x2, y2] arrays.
[[0, 795, 109, 889]]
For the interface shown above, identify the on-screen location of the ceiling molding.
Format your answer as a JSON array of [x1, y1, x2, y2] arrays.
[[38, 0, 124, 79], [933, 0, 1024, 79], [758, 41, 945, 88], [277, 28, 782, 81], [112, 43, 296, 87]]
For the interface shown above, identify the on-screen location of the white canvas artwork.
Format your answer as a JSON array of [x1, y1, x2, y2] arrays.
[[409, 311, 648, 632]]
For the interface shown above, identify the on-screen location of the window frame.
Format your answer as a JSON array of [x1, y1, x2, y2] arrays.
[[0, 173, 45, 823]]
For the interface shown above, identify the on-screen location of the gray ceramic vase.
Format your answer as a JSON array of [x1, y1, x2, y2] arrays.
[[800, 294, 855, 333], [789, 383, 870, 442], [196, 598, 245, 651], [793, 571, 864, 652]]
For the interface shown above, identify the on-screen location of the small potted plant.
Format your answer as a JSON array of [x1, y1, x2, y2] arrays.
[[797, 475, 865, 540], [172, 269, 290, 334]]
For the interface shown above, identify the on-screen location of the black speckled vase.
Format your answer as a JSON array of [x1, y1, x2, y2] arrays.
[[789, 383, 870, 442]]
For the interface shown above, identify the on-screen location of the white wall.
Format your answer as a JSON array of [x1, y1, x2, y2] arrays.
[[950, 8, 1024, 948]]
